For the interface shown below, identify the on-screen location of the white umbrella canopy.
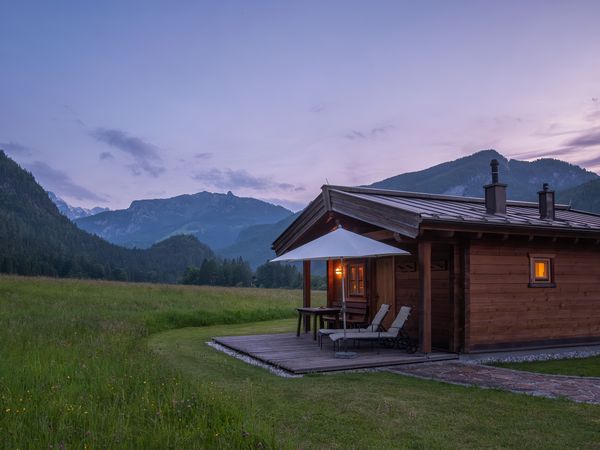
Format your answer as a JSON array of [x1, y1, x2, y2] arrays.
[[270, 227, 410, 262], [271, 227, 410, 358]]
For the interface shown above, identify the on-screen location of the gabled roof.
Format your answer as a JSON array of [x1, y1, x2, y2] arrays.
[[272, 185, 600, 255]]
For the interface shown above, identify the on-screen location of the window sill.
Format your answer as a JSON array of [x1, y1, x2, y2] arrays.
[[528, 283, 556, 288]]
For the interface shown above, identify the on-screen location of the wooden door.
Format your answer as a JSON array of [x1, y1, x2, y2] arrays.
[[375, 256, 396, 329]]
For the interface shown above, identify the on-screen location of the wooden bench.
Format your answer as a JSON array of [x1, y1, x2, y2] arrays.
[[322, 301, 369, 329]]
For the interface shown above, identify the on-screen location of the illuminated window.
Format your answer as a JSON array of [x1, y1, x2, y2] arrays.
[[529, 254, 555, 287], [534, 260, 549, 281], [347, 263, 365, 296]]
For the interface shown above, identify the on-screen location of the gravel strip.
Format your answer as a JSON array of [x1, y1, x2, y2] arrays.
[[471, 349, 600, 365], [206, 341, 302, 378]]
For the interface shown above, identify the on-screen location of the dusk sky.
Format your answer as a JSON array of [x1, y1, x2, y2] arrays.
[[1, 1, 600, 211]]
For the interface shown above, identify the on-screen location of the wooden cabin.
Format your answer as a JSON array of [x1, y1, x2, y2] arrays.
[[272, 159, 600, 354]]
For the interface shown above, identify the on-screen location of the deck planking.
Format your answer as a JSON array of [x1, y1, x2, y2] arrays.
[[212, 332, 457, 374]]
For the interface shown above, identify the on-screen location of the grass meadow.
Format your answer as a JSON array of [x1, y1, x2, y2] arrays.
[[1, 275, 599, 449]]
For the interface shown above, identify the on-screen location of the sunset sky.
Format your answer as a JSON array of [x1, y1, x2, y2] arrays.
[[1, 1, 600, 211]]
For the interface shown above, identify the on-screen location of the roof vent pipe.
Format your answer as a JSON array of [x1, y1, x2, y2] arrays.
[[491, 159, 499, 183], [484, 159, 507, 215], [538, 183, 555, 221]]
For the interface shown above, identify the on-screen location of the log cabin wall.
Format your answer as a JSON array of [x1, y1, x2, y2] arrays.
[[395, 244, 452, 350], [395, 255, 420, 341], [467, 239, 600, 351], [372, 256, 396, 330]]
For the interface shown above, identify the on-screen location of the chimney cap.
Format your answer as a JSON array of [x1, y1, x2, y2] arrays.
[[490, 159, 500, 184]]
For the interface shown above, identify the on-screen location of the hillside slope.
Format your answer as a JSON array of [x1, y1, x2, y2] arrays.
[[0, 151, 213, 282], [218, 213, 300, 268], [369, 149, 598, 200], [556, 179, 600, 213]]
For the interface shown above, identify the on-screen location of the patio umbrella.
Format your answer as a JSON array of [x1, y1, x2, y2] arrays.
[[271, 227, 410, 358]]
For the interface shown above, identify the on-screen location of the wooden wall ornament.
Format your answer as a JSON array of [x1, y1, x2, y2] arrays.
[[397, 262, 417, 272], [396, 260, 448, 272], [431, 260, 448, 271]]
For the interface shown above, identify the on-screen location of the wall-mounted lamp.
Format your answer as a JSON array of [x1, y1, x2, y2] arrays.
[[335, 265, 343, 277]]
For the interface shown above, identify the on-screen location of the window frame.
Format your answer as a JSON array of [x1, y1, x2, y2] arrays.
[[528, 253, 556, 288], [346, 262, 366, 297]]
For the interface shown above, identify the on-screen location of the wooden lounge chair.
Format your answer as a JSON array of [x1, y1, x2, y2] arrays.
[[322, 301, 369, 330], [317, 303, 391, 348], [328, 306, 416, 353]]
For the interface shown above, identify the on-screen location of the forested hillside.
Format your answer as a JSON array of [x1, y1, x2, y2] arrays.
[[218, 213, 299, 268], [556, 179, 600, 213], [0, 151, 213, 283]]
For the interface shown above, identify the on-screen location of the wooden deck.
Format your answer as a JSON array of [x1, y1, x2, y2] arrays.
[[212, 332, 458, 374]]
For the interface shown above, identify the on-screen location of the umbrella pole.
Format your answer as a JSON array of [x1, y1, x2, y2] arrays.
[[335, 257, 357, 359], [342, 257, 347, 346]]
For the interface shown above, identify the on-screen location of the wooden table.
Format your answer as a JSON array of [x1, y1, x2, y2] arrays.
[[296, 307, 341, 341]]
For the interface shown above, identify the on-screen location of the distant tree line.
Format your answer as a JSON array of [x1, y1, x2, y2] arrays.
[[182, 260, 326, 290], [181, 258, 253, 287]]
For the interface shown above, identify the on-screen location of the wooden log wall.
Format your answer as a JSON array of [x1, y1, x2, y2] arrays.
[[467, 240, 600, 351], [395, 245, 452, 350]]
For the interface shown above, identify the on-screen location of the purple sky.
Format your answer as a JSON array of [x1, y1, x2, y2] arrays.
[[1, 1, 600, 211]]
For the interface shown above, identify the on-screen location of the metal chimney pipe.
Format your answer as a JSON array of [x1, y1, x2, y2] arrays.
[[538, 183, 555, 220], [491, 159, 499, 184]]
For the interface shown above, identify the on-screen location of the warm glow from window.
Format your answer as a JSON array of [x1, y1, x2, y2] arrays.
[[535, 261, 548, 280], [347, 263, 365, 296]]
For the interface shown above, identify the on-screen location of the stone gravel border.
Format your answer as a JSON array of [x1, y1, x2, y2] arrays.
[[206, 341, 303, 378], [471, 349, 600, 365]]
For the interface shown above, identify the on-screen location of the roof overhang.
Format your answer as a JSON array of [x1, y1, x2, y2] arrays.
[[272, 185, 600, 255], [272, 186, 423, 255]]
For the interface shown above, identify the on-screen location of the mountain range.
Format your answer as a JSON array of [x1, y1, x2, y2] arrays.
[[48, 191, 110, 220], [15, 148, 600, 272], [75, 191, 291, 250]]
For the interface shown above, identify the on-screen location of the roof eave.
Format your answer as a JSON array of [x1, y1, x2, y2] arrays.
[[420, 218, 600, 238]]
